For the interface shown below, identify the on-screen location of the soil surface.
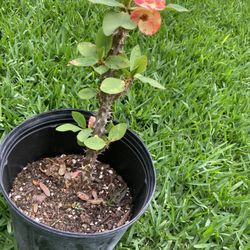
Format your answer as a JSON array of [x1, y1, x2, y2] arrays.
[[10, 154, 132, 233]]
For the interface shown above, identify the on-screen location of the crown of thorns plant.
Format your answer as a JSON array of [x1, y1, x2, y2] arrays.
[[56, 0, 188, 180]]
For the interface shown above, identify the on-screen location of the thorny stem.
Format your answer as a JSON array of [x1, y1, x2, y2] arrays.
[[83, 28, 133, 179]]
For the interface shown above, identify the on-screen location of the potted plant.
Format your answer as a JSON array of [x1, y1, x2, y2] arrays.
[[0, 1, 188, 249]]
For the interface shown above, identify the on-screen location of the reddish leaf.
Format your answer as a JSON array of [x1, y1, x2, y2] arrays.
[[77, 192, 90, 201], [39, 182, 50, 197], [33, 203, 38, 213], [92, 190, 98, 200], [71, 170, 81, 179]]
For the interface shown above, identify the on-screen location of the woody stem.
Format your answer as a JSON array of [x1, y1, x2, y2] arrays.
[[83, 28, 128, 173]]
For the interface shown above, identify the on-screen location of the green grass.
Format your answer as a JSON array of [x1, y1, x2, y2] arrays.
[[0, 0, 249, 249]]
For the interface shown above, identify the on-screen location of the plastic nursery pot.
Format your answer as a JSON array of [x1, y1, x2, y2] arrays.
[[0, 109, 156, 250]]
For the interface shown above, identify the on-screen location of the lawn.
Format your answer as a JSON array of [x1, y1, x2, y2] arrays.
[[0, 0, 249, 249]]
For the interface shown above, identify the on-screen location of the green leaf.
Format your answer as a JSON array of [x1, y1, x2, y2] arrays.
[[203, 223, 215, 238], [124, 0, 133, 7], [84, 136, 107, 150], [194, 244, 218, 249], [105, 55, 130, 69], [97, 48, 105, 60], [96, 29, 113, 58], [132, 55, 147, 74], [77, 128, 92, 143], [77, 42, 98, 58], [165, 4, 189, 12], [135, 74, 165, 89], [108, 123, 127, 142], [72, 111, 86, 128], [93, 65, 109, 75], [56, 123, 81, 132], [103, 12, 137, 36], [7, 221, 12, 234], [106, 121, 114, 133], [78, 88, 96, 100], [87, 0, 124, 7], [69, 57, 98, 67], [100, 77, 125, 95], [130, 45, 141, 71], [130, 46, 147, 74]]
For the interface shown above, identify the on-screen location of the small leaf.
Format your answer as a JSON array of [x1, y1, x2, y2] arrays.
[[69, 57, 98, 67], [84, 136, 107, 150], [72, 111, 86, 128], [203, 223, 215, 238], [7, 222, 12, 234], [77, 42, 98, 58], [77, 192, 90, 201], [97, 47, 106, 60], [71, 170, 81, 179], [77, 139, 85, 147], [96, 29, 113, 58], [39, 182, 50, 197], [132, 55, 147, 74], [108, 123, 127, 142], [194, 244, 218, 249], [33, 203, 38, 214], [165, 4, 189, 12], [135, 74, 165, 89], [88, 198, 104, 205], [106, 121, 114, 133], [92, 190, 98, 200], [103, 12, 137, 36], [77, 129, 92, 143], [58, 164, 66, 176], [130, 45, 141, 71], [78, 88, 97, 100], [56, 123, 81, 132], [117, 210, 130, 227], [105, 55, 130, 69], [87, 0, 124, 7], [100, 77, 125, 95], [93, 65, 109, 75]]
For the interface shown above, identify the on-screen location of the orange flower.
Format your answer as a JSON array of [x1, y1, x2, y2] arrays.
[[131, 8, 161, 36], [134, 0, 166, 10]]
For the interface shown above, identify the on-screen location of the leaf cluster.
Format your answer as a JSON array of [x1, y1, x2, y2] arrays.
[[62, 0, 189, 151], [56, 112, 127, 151]]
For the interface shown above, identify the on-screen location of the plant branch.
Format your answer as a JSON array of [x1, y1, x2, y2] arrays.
[[83, 28, 131, 173]]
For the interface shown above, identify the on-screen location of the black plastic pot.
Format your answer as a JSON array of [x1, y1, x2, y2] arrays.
[[0, 109, 155, 250]]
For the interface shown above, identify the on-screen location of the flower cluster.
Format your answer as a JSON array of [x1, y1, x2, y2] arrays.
[[131, 0, 166, 36]]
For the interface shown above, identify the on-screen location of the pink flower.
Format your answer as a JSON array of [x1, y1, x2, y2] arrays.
[[134, 0, 166, 10], [131, 8, 161, 36]]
